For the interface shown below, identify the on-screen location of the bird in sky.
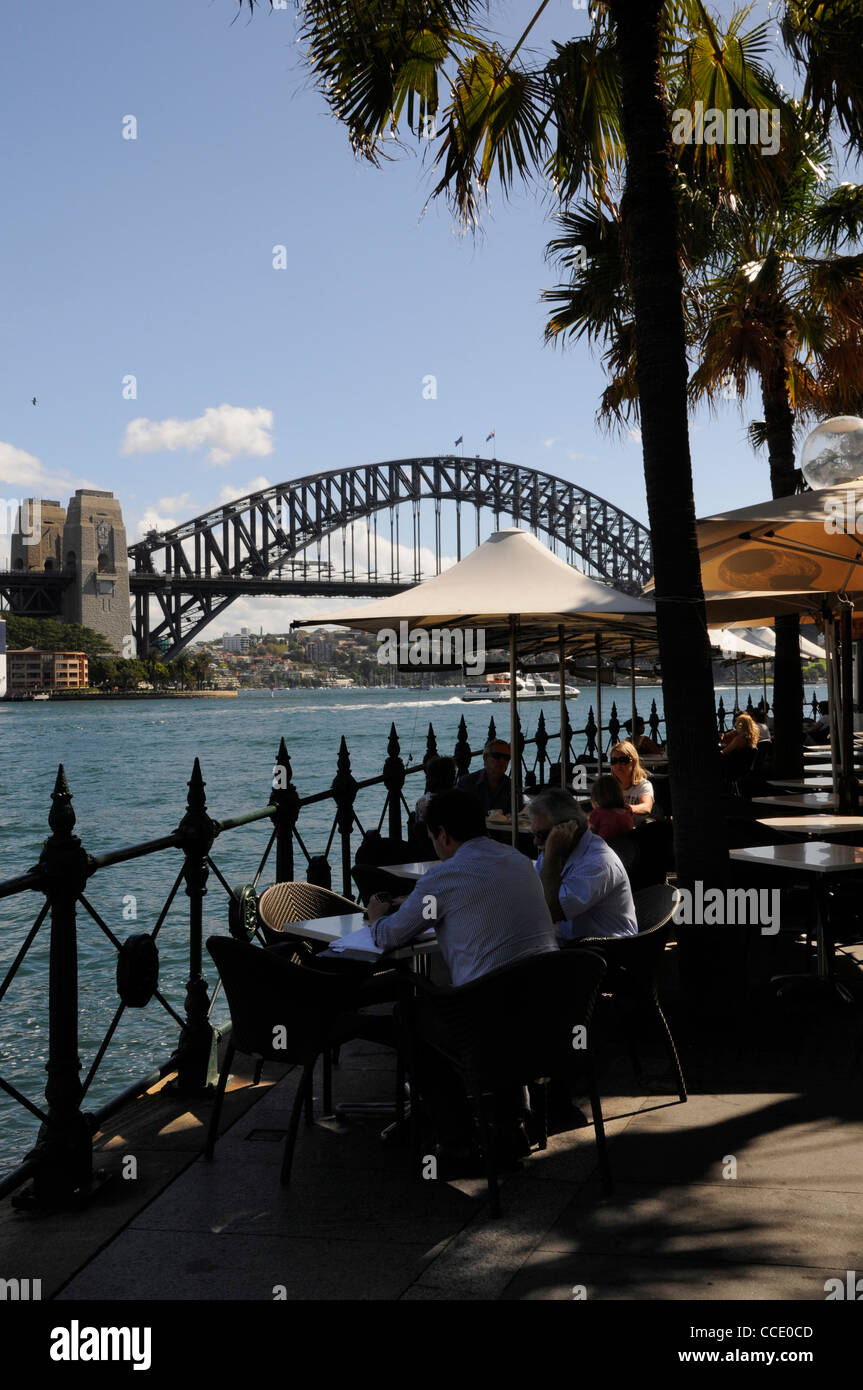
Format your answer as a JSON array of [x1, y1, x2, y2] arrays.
[[31, 397, 37, 406]]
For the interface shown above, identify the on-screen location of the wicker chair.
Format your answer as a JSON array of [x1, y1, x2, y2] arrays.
[[257, 880, 359, 953]]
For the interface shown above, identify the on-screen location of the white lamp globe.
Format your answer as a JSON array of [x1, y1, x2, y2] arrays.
[[800, 416, 863, 490]]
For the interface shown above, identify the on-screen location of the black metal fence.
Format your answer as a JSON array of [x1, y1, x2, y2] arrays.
[[0, 686, 825, 1204]]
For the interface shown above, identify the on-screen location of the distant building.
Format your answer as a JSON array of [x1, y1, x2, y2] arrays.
[[7, 648, 89, 694], [307, 640, 333, 663], [222, 632, 250, 654], [10, 490, 132, 657]]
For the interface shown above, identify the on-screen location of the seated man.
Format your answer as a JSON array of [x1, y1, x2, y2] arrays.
[[368, 789, 558, 1167], [456, 738, 514, 817], [528, 786, 637, 941], [368, 788, 558, 982]]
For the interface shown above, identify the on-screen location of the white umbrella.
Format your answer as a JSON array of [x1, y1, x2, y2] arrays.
[[294, 528, 656, 842]]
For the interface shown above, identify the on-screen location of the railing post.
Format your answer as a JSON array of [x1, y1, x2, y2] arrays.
[[21, 767, 94, 1209], [648, 698, 662, 746], [383, 722, 406, 841], [608, 701, 620, 749], [271, 737, 299, 882], [584, 706, 597, 759], [332, 736, 358, 897], [425, 722, 438, 762], [454, 715, 472, 778], [562, 704, 573, 772], [174, 758, 218, 1095], [535, 709, 548, 786], [487, 715, 497, 745], [717, 695, 726, 735]]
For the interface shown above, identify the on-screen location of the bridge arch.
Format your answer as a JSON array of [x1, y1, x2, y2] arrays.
[[128, 457, 651, 658]]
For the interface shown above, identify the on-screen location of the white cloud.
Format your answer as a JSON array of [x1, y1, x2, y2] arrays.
[[627, 428, 642, 444], [158, 491, 194, 513], [544, 437, 559, 448], [135, 507, 180, 538], [121, 405, 275, 467], [0, 441, 84, 496], [567, 450, 585, 462], [218, 476, 272, 505]]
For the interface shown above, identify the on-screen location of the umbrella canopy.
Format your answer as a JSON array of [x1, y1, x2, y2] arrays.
[[292, 527, 656, 643], [697, 480, 863, 595], [293, 528, 657, 840], [710, 626, 825, 660]]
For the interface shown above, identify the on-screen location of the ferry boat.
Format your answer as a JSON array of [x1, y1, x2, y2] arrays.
[[461, 673, 580, 702]]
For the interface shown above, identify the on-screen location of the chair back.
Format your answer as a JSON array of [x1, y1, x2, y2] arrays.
[[437, 949, 607, 1093], [605, 832, 637, 877], [351, 863, 410, 907], [575, 885, 680, 988], [206, 936, 351, 1063], [257, 881, 357, 947]]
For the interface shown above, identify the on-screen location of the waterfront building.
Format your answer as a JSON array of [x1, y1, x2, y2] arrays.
[[7, 647, 89, 693], [222, 631, 250, 654]]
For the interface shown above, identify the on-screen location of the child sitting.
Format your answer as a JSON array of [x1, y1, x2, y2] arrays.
[[589, 774, 635, 840]]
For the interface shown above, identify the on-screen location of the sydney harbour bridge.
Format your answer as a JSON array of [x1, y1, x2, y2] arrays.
[[2, 457, 652, 660]]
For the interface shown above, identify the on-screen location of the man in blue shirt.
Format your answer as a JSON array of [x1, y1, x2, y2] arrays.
[[527, 787, 638, 941]]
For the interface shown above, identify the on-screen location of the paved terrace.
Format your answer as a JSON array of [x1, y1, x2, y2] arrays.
[[2, 930, 863, 1303]]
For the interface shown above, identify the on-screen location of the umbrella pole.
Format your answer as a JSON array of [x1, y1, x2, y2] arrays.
[[559, 625, 566, 790], [595, 633, 603, 777], [630, 639, 637, 744], [839, 603, 858, 813], [734, 660, 739, 716], [762, 658, 767, 708], [826, 614, 840, 802], [509, 616, 520, 848]]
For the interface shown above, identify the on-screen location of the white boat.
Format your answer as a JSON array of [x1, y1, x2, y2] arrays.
[[461, 673, 580, 703]]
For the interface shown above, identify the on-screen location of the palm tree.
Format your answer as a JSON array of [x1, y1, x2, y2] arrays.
[[545, 111, 863, 775], [781, 1, 863, 153], [234, 0, 798, 891]]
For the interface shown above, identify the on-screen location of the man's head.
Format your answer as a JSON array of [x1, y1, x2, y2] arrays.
[[528, 787, 588, 850], [425, 788, 487, 860], [482, 738, 511, 786]]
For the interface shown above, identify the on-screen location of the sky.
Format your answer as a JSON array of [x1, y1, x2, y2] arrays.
[[1, 0, 859, 636]]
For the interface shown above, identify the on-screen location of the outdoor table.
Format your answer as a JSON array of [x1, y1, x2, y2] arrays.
[[728, 841, 863, 1001], [757, 815, 863, 838], [378, 861, 437, 881], [284, 911, 438, 964], [753, 793, 840, 812], [767, 778, 838, 791]]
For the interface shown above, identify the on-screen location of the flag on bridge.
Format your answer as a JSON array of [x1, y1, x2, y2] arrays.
[[486, 428, 495, 442], [454, 435, 463, 447]]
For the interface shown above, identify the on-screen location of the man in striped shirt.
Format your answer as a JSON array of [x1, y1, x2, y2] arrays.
[[368, 789, 557, 1170], [367, 789, 558, 984]]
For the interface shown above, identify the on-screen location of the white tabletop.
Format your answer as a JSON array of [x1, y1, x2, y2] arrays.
[[730, 841, 863, 873], [378, 861, 437, 880], [767, 778, 837, 790], [757, 816, 863, 835], [280, 911, 438, 963], [753, 793, 840, 811]]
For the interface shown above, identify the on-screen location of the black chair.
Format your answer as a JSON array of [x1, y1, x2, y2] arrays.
[[410, 949, 612, 1217], [578, 884, 686, 1103], [204, 936, 367, 1185], [605, 832, 638, 879], [351, 863, 411, 907]]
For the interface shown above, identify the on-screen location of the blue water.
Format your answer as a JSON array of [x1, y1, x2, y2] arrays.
[[0, 678, 820, 1176]]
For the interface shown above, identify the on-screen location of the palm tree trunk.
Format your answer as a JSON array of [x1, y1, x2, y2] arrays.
[[761, 363, 804, 779], [609, 0, 726, 892]]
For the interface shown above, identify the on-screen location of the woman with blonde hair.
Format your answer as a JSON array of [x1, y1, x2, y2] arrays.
[[721, 713, 760, 789], [609, 740, 654, 817]]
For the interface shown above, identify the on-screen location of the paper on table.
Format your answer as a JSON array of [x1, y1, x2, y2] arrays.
[[329, 924, 437, 955], [328, 925, 383, 955]]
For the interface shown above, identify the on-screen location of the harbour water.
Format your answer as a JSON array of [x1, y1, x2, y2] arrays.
[[0, 679, 813, 1176]]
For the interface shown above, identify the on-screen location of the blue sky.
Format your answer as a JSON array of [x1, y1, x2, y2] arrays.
[[1, 0, 858, 634]]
